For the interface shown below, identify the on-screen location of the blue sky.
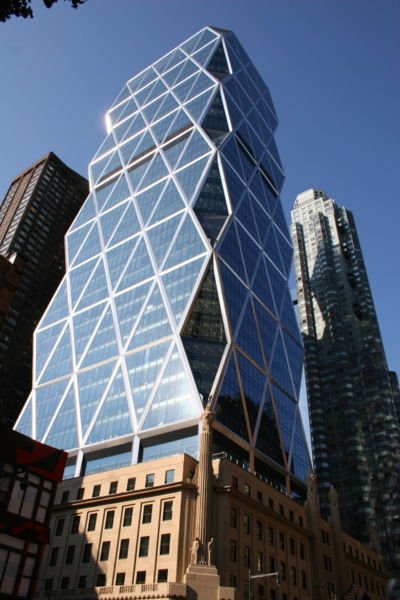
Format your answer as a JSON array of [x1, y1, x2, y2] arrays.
[[1, 0, 399, 390]]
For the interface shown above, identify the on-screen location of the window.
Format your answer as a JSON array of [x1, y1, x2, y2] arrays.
[[92, 485, 101, 498], [158, 569, 168, 582], [65, 545, 75, 565], [268, 527, 274, 545], [49, 547, 59, 567], [136, 571, 146, 584], [87, 513, 97, 531], [55, 518, 65, 536], [142, 504, 153, 524], [61, 491, 69, 503], [119, 539, 129, 559], [145, 473, 155, 487], [279, 504, 284, 516], [109, 481, 118, 494], [163, 500, 173, 521], [258, 584, 265, 598], [244, 483, 251, 497], [123, 507, 133, 526], [127, 477, 136, 491], [280, 562, 286, 582], [160, 533, 170, 555], [301, 570, 307, 590], [96, 574, 106, 586], [289, 510, 294, 521], [115, 573, 125, 585], [230, 540, 237, 562], [139, 536, 149, 557], [100, 541, 110, 561], [77, 488, 84, 500], [257, 491, 263, 504], [256, 551, 264, 572], [82, 543, 92, 563], [300, 542, 305, 560], [164, 469, 175, 483], [244, 545, 250, 567], [232, 476, 238, 490], [256, 520, 263, 540], [44, 579, 53, 591], [279, 532, 285, 550], [105, 510, 115, 529], [61, 577, 69, 590], [290, 537, 296, 556], [243, 513, 250, 534], [269, 556, 275, 572], [268, 498, 274, 510], [230, 507, 237, 528], [71, 515, 80, 534], [229, 575, 237, 587], [291, 566, 297, 585]]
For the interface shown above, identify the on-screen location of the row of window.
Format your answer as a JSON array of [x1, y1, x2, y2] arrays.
[[60, 469, 175, 503], [49, 533, 171, 567], [44, 568, 168, 591], [54, 500, 173, 538]]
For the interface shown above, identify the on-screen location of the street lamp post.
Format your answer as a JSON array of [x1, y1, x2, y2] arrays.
[[248, 570, 280, 600]]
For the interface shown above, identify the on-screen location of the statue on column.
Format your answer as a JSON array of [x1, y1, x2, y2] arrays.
[[190, 537, 200, 565], [207, 537, 214, 565]]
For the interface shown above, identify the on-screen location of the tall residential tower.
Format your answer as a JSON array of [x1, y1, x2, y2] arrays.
[[291, 188, 400, 574], [0, 153, 88, 425]]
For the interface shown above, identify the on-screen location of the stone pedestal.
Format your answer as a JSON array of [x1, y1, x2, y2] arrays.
[[184, 564, 235, 600]]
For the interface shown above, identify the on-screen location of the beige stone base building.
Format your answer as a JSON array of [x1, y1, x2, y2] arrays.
[[36, 452, 386, 600]]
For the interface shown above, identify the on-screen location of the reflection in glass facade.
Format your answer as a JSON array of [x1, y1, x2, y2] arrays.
[[15, 27, 311, 486]]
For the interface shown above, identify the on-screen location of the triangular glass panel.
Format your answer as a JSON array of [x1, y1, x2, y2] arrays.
[[142, 94, 166, 122], [155, 93, 180, 122], [117, 97, 138, 123], [224, 93, 243, 130], [143, 346, 198, 429], [236, 300, 264, 368], [175, 156, 209, 204], [151, 114, 176, 145], [114, 113, 141, 144], [173, 73, 198, 104], [279, 291, 301, 342], [252, 257, 275, 314], [99, 202, 128, 247], [127, 284, 172, 350], [155, 47, 185, 75], [290, 408, 311, 481], [100, 150, 123, 182], [73, 302, 106, 364], [201, 91, 229, 140], [217, 221, 246, 282], [120, 131, 146, 164], [162, 60, 186, 87], [192, 40, 219, 69], [77, 360, 116, 435], [76, 258, 109, 312], [137, 153, 168, 191], [66, 222, 92, 266], [69, 258, 99, 309], [265, 260, 286, 315], [236, 193, 258, 241], [35, 321, 66, 380], [268, 330, 293, 397], [105, 237, 138, 289], [147, 213, 183, 268], [39, 279, 69, 328], [164, 214, 207, 270], [206, 41, 230, 77], [135, 180, 167, 225], [93, 131, 116, 161], [163, 133, 191, 170], [185, 88, 215, 122], [274, 226, 293, 276], [253, 299, 278, 368], [149, 179, 186, 225], [251, 195, 271, 245], [215, 353, 248, 441], [121, 112, 147, 143], [70, 194, 96, 232], [237, 351, 265, 435], [221, 136, 245, 181], [90, 151, 113, 185], [176, 130, 211, 170], [35, 379, 70, 440], [255, 384, 285, 467], [86, 368, 132, 444], [193, 159, 227, 214], [81, 306, 119, 368], [116, 237, 154, 292], [219, 262, 248, 335], [102, 173, 132, 213], [45, 387, 78, 450], [136, 78, 166, 107], [94, 178, 118, 212], [195, 213, 226, 244], [181, 28, 218, 55], [162, 256, 204, 325], [128, 155, 153, 193], [183, 338, 225, 402], [126, 131, 154, 166], [128, 66, 157, 94], [125, 340, 170, 419], [38, 325, 73, 384], [108, 202, 140, 247], [114, 281, 152, 344], [72, 223, 101, 267], [272, 201, 291, 244], [273, 384, 296, 457], [14, 396, 33, 437], [173, 59, 198, 85], [264, 225, 285, 274], [183, 262, 225, 342], [236, 222, 260, 285], [165, 109, 192, 139], [220, 157, 246, 208]]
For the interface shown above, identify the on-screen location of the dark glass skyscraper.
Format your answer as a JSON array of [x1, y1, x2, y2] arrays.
[[0, 153, 88, 425], [291, 188, 400, 574], [15, 28, 310, 496]]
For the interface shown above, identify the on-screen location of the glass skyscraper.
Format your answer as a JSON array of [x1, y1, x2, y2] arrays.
[[291, 188, 400, 574], [15, 27, 310, 494]]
